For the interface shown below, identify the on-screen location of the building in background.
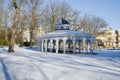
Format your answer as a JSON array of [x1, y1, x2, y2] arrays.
[[23, 27, 45, 42], [104, 28, 117, 48], [95, 28, 120, 48], [34, 27, 45, 37], [118, 29, 120, 48], [23, 28, 30, 42]]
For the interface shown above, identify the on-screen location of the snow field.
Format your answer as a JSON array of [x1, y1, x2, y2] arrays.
[[0, 46, 120, 80]]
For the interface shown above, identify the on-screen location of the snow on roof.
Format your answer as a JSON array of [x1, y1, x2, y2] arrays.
[[38, 30, 94, 39]]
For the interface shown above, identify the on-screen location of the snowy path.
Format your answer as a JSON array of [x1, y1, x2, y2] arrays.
[[0, 46, 120, 80]]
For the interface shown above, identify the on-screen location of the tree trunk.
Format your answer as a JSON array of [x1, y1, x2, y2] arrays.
[[51, 16, 56, 32], [29, 7, 35, 48], [8, 8, 20, 52], [30, 30, 33, 48], [5, 27, 8, 42]]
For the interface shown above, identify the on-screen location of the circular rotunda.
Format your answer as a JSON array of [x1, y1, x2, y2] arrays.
[[37, 19, 95, 54]]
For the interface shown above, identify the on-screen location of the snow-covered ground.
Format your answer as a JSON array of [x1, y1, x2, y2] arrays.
[[0, 46, 120, 80]]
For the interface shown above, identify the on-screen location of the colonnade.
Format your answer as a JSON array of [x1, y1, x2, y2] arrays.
[[37, 37, 94, 54]]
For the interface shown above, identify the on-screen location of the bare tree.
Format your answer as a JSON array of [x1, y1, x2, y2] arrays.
[[78, 14, 107, 34], [60, 1, 71, 19], [8, 0, 23, 52], [16, 13, 28, 46], [3, 11, 9, 42], [26, 0, 43, 48], [41, 1, 76, 32], [79, 15, 91, 32], [48, 1, 60, 32], [0, 0, 11, 46], [68, 9, 80, 30], [91, 16, 107, 34], [0, 0, 4, 39]]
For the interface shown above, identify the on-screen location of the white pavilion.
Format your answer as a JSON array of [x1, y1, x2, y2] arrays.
[[37, 19, 95, 54]]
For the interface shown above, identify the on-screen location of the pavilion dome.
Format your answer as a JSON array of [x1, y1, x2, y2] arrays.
[[55, 19, 70, 30]]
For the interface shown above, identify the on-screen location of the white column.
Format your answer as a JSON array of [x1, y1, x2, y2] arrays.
[[79, 41, 81, 53], [63, 39, 66, 54], [73, 36, 76, 54], [37, 40, 39, 51], [56, 39, 59, 53], [40, 40, 42, 51], [38, 41, 40, 51], [42, 40, 44, 52], [87, 42, 90, 52], [82, 38, 86, 53], [45, 39, 47, 52], [90, 39, 93, 54], [50, 39, 53, 52], [73, 40, 76, 54]]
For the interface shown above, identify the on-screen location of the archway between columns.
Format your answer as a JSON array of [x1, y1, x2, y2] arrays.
[[76, 40, 82, 53], [58, 39, 64, 53], [66, 39, 73, 53], [47, 40, 50, 52]]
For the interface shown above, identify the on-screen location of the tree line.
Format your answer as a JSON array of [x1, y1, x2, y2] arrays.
[[0, 0, 108, 52]]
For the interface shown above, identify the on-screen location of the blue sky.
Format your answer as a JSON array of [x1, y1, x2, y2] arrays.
[[45, 0, 120, 30]]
